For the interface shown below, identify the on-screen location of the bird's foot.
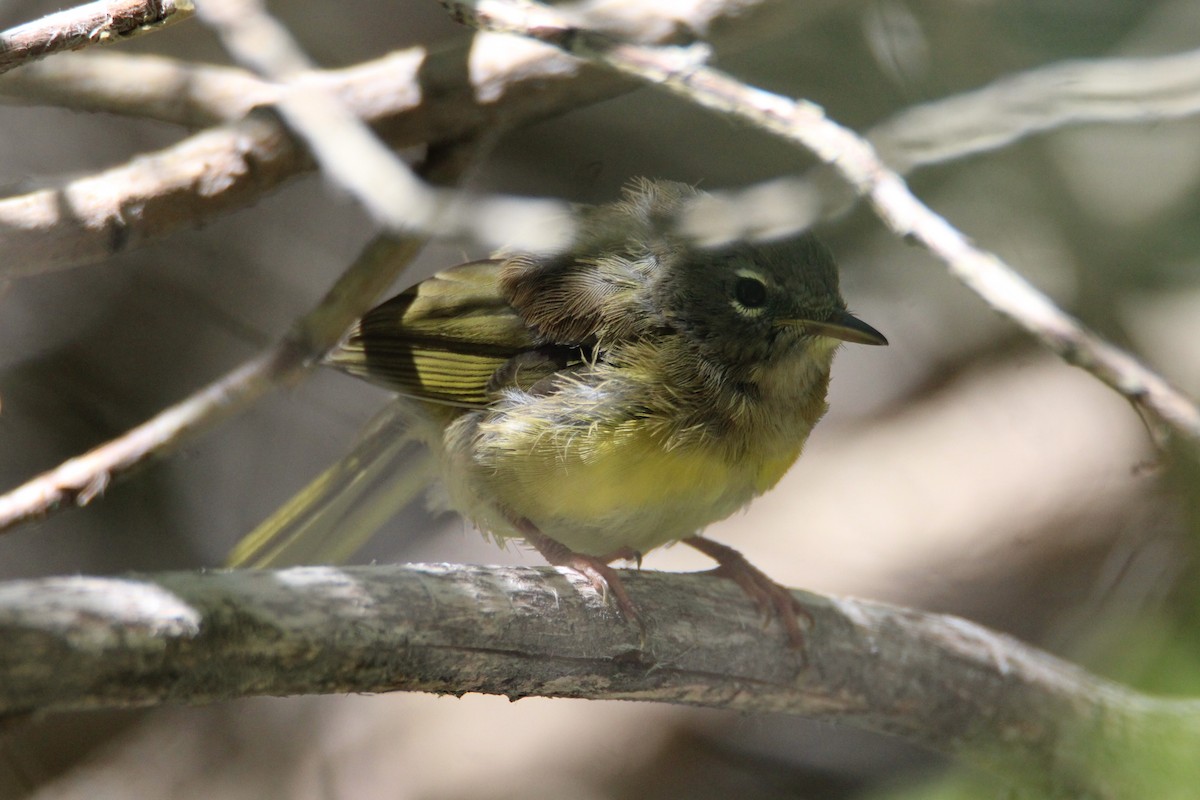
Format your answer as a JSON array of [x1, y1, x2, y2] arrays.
[[514, 519, 641, 624], [684, 536, 810, 649]]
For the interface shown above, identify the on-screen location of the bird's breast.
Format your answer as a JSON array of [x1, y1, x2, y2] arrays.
[[450, 405, 809, 554]]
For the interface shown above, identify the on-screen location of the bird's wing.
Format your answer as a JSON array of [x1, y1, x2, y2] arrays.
[[327, 260, 542, 407]]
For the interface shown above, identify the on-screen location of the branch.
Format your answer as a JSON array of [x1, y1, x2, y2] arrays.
[[0, 109, 307, 280], [5, 4, 1200, 280], [194, 0, 572, 249], [439, 0, 1200, 446], [0, 42, 597, 278], [0, 51, 271, 126], [8, 41, 1200, 196], [758, 44, 1200, 225], [0, 563, 1196, 798], [9, 45, 1200, 262], [870, 46, 1200, 172], [0, 0, 795, 278], [0, 0, 193, 76], [0, 235, 423, 531], [15, 36, 1200, 189]]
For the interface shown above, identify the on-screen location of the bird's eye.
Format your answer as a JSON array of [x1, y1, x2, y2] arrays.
[[733, 276, 768, 309]]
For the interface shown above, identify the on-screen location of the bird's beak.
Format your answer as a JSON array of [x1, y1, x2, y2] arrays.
[[783, 310, 888, 346]]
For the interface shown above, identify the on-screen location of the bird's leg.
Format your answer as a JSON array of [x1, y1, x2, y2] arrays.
[[684, 536, 810, 648], [511, 517, 640, 623]]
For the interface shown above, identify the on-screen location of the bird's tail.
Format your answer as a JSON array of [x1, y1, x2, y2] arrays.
[[226, 401, 436, 568]]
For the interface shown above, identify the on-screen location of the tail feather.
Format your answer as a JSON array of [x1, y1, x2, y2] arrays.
[[227, 402, 435, 568]]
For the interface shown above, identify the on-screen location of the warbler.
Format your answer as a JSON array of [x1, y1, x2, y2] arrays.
[[234, 179, 886, 644]]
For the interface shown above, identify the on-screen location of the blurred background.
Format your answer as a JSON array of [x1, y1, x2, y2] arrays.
[[1, 0, 1199, 797]]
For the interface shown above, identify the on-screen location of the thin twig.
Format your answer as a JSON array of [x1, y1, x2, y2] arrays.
[[0, 235, 423, 532], [871, 46, 1200, 172], [0, 563, 1196, 798], [193, 0, 454, 235], [0, 0, 193, 76], [439, 0, 1200, 445], [194, 0, 572, 249], [702, 44, 1200, 232]]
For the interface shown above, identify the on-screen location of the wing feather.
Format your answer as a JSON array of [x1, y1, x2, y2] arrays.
[[327, 260, 537, 406]]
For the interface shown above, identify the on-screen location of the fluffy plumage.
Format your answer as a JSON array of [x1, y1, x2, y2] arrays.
[[326, 180, 885, 557]]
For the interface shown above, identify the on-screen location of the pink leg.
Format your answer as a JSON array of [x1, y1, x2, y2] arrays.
[[684, 536, 810, 648], [513, 518, 640, 623]]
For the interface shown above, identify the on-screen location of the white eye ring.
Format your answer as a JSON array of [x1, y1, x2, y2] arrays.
[[731, 269, 768, 316]]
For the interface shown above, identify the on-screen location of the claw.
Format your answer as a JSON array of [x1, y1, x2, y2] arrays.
[[598, 547, 644, 569], [684, 536, 811, 650]]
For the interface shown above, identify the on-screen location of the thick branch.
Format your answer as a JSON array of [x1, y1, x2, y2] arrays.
[[0, 0, 192, 76], [0, 109, 312, 280], [0, 563, 1196, 798]]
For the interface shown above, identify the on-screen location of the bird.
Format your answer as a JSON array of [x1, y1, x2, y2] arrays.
[[237, 178, 887, 645]]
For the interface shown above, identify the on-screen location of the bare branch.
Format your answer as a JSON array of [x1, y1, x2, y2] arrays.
[[0, 57, 585, 278], [194, 0, 573, 250], [0, 52, 271, 126], [9, 43, 1200, 261], [193, 0, 463, 235], [0, 110, 307, 280], [871, 46, 1200, 172], [9, 41, 1200, 190], [3, 3, 1198, 279], [0, 0, 193, 76], [439, 0, 1200, 445], [0, 44, 600, 278], [0, 235, 423, 532], [0, 0, 799, 278], [793, 45, 1200, 223], [0, 563, 1196, 798]]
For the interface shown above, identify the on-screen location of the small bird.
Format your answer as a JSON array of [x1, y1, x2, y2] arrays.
[[241, 179, 886, 645]]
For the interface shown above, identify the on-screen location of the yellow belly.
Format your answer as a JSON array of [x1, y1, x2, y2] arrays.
[[449, 417, 805, 555]]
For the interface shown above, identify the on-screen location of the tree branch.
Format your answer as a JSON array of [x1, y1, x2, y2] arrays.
[[8, 41, 1200, 191], [0, 563, 1195, 798], [194, 0, 572, 249], [0, 0, 800, 278], [0, 51, 273, 126], [776, 44, 1200, 224], [0, 0, 193, 76], [0, 109, 311, 280], [0, 40, 600, 279], [870, 45, 1200, 173], [0, 234, 423, 531], [438, 0, 1200, 446]]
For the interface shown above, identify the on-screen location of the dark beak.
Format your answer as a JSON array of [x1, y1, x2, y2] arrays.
[[796, 309, 888, 346]]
